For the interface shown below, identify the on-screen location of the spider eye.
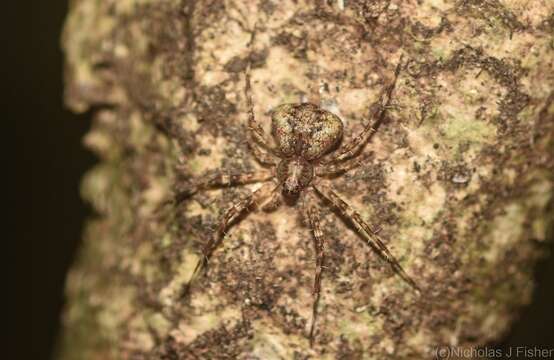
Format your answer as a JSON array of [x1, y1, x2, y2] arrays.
[[277, 158, 314, 198], [283, 179, 300, 196]]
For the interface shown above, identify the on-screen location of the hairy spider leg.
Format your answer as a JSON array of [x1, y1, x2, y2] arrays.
[[174, 169, 274, 204], [315, 150, 375, 176], [320, 56, 403, 165], [304, 191, 326, 346], [187, 182, 278, 286], [245, 63, 280, 166], [313, 184, 420, 292]]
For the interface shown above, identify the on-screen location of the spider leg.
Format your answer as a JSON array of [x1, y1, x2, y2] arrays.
[[174, 169, 273, 204], [313, 183, 420, 292], [188, 182, 278, 286], [245, 62, 280, 166], [248, 138, 278, 167], [320, 57, 403, 165], [259, 188, 282, 212], [315, 151, 374, 177], [304, 191, 326, 346]]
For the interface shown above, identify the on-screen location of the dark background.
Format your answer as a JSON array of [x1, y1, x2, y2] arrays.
[[16, 1, 553, 359]]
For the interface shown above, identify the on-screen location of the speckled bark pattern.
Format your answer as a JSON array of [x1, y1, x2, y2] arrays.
[[60, 0, 553, 359]]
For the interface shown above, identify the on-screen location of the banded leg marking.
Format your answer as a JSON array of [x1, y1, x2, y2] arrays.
[[321, 57, 403, 165], [305, 192, 326, 346], [188, 182, 277, 285], [175, 169, 273, 204], [313, 184, 420, 292], [245, 63, 279, 165], [316, 151, 374, 176]]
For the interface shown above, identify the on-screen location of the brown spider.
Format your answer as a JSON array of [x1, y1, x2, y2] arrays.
[[176, 57, 419, 346]]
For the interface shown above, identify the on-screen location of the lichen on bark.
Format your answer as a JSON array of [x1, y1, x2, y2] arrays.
[[60, 0, 553, 359]]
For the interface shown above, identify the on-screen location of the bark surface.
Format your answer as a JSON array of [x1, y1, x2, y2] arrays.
[[60, 1, 554, 359]]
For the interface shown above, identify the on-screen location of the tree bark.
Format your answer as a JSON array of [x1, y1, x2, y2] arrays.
[[60, 1, 553, 359]]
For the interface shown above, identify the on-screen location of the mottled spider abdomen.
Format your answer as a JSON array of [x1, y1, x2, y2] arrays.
[[271, 103, 343, 160]]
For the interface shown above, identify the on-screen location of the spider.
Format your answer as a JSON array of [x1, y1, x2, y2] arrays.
[[175, 57, 419, 346]]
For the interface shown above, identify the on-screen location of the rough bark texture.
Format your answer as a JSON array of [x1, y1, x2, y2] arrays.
[[60, 1, 554, 359]]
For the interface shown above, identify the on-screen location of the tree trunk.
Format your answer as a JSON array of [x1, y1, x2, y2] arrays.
[[60, 1, 553, 359]]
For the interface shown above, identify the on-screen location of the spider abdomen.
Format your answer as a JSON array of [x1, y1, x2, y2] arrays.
[[271, 103, 343, 160]]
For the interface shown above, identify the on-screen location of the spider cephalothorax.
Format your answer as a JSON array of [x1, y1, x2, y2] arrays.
[[175, 57, 419, 346], [276, 157, 314, 197]]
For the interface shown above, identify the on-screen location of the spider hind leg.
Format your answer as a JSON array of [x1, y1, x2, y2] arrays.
[[304, 191, 326, 346], [313, 184, 420, 292], [186, 182, 278, 291], [174, 169, 273, 204]]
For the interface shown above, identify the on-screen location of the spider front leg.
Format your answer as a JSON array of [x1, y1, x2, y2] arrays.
[[187, 182, 278, 286], [313, 183, 420, 292], [174, 169, 274, 204], [320, 57, 403, 166], [304, 191, 326, 346]]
